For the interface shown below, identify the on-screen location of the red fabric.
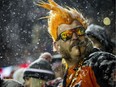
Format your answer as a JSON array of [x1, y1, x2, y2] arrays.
[[66, 66, 100, 87], [0, 68, 3, 73], [19, 63, 30, 68]]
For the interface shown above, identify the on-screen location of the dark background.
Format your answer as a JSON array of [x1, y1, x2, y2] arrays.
[[0, 0, 115, 67]]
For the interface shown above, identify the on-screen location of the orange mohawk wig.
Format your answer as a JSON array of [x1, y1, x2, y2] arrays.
[[37, 0, 88, 41]]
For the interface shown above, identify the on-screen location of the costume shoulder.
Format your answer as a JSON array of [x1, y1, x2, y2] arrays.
[[84, 51, 116, 87]]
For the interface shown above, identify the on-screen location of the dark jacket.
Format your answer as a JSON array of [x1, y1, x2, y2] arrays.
[[0, 79, 24, 87], [63, 50, 116, 87], [85, 24, 115, 53], [84, 51, 116, 87]]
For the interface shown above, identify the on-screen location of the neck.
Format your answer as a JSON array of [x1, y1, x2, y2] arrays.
[[65, 58, 83, 68]]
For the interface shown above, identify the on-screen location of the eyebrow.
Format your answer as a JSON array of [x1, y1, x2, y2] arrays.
[[62, 26, 85, 32]]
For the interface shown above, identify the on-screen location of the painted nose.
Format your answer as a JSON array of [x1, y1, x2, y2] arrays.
[[72, 33, 79, 40]]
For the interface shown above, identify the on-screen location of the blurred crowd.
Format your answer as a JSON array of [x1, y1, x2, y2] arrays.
[[0, 52, 65, 87]]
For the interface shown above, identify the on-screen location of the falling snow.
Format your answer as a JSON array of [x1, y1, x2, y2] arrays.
[[0, 0, 115, 67]]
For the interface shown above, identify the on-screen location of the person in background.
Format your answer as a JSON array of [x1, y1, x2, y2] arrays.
[[37, 0, 116, 87], [38, 52, 53, 63], [13, 68, 25, 84], [23, 58, 55, 87], [0, 74, 24, 87], [46, 54, 64, 87], [52, 54, 64, 78], [85, 24, 115, 54]]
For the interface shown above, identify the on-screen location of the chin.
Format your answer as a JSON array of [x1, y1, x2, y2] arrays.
[[71, 46, 85, 56], [71, 46, 80, 53], [71, 50, 81, 58]]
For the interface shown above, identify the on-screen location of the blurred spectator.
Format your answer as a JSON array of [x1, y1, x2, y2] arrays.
[[85, 24, 115, 54], [39, 52, 53, 63], [13, 68, 25, 84], [0, 66, 14, 79], [52, 54, 64, 78], [46, 54, 64, 87], [0, 75, 23, 87], [23, 58, 55, 87]]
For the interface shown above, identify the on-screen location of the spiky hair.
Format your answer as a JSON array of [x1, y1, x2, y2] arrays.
[[37, 0, 88, 41]]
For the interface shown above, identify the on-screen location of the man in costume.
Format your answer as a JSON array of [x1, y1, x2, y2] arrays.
[[37, 0, 116, 87]]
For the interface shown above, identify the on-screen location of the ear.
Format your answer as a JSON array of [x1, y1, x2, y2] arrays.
[[53, 42, 60, 52]]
